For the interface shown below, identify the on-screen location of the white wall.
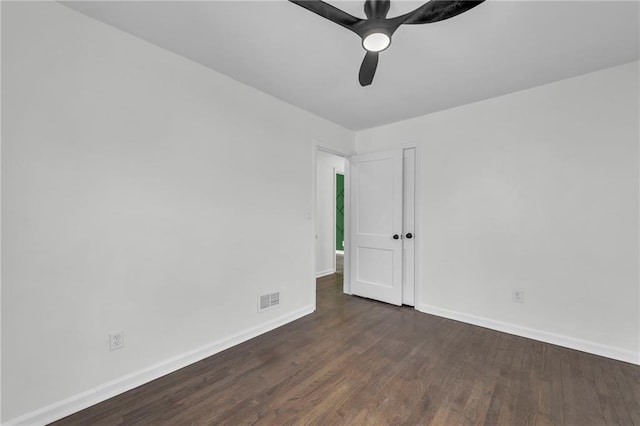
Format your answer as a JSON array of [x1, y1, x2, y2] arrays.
[[315, 151, 345, 277], [2, 2, 638, 422], [1, 2, 354, 422], [357, 61, 640, 364]]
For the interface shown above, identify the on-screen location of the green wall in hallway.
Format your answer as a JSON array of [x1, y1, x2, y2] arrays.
[[336, 173, 344, 251]]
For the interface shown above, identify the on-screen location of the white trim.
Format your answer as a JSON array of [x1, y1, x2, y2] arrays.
[[411, 145, 421, 311], [0, 3, 4, 419], [402, 147, 416, 306], [418, 303, 639, 366], [316, 144, 350, 158], [335, 250, 344, 255], [316, 269, 335, 278], [4, 305, 315, 426], [331, 166, 337, 274], [311, 142, 318, 307], [343, 158, 351, 294]]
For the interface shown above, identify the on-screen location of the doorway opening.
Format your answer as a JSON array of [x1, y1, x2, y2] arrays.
[[314, 145, 417, 308], [315, 149, 347, 280], [336, 172, 345, 275]]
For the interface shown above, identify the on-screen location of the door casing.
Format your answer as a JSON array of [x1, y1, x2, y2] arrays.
[[313, 143, 419, 308]]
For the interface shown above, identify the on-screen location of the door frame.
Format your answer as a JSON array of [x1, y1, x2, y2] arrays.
[[400, 144, 421, 308], [312, 142, 352, 303], [312, 142, 420, 309]]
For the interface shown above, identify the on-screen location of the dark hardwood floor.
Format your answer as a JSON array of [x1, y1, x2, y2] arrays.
[[53, 273, 640, 425]]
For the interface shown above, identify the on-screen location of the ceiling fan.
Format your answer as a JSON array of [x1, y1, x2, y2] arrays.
[[289, 0, 485, 86]]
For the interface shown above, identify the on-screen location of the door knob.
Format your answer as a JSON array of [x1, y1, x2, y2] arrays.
[[393, 234, 400, 240], [406, 233, 413, 239]]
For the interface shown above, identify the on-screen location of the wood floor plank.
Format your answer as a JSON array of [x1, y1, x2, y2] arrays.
[[52, 274, 640, 426]]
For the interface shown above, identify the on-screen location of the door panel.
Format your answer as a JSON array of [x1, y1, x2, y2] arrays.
[[357, 158, 394, 235], [356, 247, 393, 286], [350, 149, 403, 305]]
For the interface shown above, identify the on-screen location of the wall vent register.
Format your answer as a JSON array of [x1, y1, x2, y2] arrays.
[[259, 292, 281, 312]]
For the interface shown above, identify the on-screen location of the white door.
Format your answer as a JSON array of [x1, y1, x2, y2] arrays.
[[350, 149, 404, 305]]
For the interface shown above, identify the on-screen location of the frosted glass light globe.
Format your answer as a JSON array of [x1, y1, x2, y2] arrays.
[[363, 32, 391, 52]]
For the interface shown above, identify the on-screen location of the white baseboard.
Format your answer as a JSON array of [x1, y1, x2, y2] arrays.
[[316, 268, 335, 278], [417, 303, 639, 366], [4, 305, 316, 426]]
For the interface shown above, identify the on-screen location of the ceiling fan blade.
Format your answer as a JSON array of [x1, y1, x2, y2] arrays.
[[289, 0, 363, 33], [364, 0, 391, 20], [399, 0, 485, 25], [358, 51, 379, 86]]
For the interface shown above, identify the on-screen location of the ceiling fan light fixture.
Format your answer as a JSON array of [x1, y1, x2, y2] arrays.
[[362, 31, 391, 52], [289, 0, 486, 85]]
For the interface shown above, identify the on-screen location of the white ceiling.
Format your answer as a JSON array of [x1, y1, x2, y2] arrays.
[[63, 1, 639, 130]]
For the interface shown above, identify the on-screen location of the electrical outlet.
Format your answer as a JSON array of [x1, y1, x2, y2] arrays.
[[109, 331, 124, 351], [512, 290, 524, 304]]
